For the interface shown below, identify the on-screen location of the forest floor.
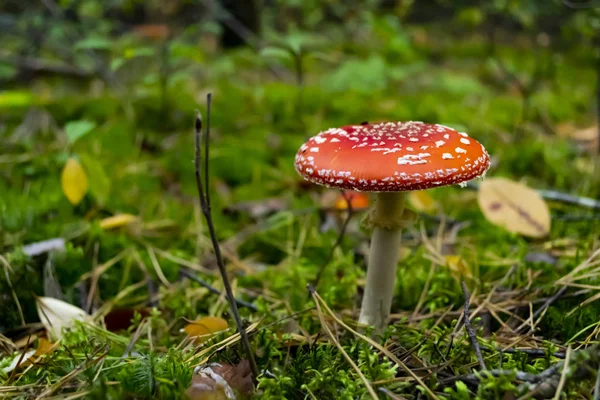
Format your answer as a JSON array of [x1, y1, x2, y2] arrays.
[[1, 16, 600, 400]]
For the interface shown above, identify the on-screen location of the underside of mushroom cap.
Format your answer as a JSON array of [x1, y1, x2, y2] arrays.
[[294, 121, 490, 192]]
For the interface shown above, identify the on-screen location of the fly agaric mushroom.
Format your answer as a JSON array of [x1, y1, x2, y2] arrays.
[[295, 121, 490, 331]]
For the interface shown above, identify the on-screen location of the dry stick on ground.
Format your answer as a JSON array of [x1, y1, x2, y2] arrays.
[[179, 269, 257, 311], [461, 281, 487, 371], [466, 181, 600, 210], [442, 345, 600, 397], [516, 285, 568, 334], [313, 190, 354, 288], [194, 95, 259, 380], [594, 362, 600, 400]]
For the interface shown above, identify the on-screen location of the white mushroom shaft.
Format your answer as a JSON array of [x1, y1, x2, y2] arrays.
[[359, 192, 407, 332], [359, 226, 403, 331]]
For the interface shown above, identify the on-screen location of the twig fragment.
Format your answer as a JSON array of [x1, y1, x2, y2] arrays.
[[466, 181, 600, 210], [461, 281, 487, 370], [180, 269, 257, 311], [193, 95, 259, 380]]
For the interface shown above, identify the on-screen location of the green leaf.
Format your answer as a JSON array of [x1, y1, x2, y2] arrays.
[[123, 47, 155, 59], [110, 57, 126, 72], [65, 120, 97, 145], [79, 153, 111, 206], [75, 37, 113, 51], [260, 47, 294, 62], [0, 90, 35, 108]]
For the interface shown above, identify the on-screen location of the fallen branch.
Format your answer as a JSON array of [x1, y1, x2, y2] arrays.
[[442, 345, 600, 398], [466, 181, 600, 210], [461, 281, 487, 370]]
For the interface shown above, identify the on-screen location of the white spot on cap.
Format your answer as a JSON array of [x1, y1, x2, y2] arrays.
[[435, 140, 445, 147], [330, 137, 340, 142], [455, 147, 467, 154], [420, 145, 429, 150], [460, 138, 470, 145], [314, 136, 327, 144], [397, 153, 430, 165], [443, 134, 450, 139], [442, 153, 454, 159], [310, 147, 319, 152]]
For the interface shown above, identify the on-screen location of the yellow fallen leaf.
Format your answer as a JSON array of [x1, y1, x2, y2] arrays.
[[409, 190, 438, 213], [61, 157, 88, 205], [34, 338, 55, 358], [477, 177, 550, 238], [36, 296, 92, 341], [183, 316, 229, 343], [99, 214, 139, 230], [444, 255, 472, 281]]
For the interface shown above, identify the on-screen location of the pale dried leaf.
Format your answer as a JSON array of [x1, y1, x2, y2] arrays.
[[1, 349, 36, 374], [477, 177, 550, 238], [556, 123, 598, 153], [35, 296, 91, 340], [22, 238, 66, 257]]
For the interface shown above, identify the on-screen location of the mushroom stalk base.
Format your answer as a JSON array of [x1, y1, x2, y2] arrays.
[[359, 192, 407, 332]]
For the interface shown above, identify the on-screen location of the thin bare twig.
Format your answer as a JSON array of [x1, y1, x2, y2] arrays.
[[461, 281, 487, 370], [313, 190, 354, 288], [194, 95, 259, 380], [180, 269, 257, 311], [594, 361, 600, 400], [552, 346, 572, 400], [563, 0, 600, 9], [466, 181, 600, 210]]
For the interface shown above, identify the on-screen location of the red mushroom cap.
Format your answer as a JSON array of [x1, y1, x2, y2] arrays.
[[295, 121, 490, 192]]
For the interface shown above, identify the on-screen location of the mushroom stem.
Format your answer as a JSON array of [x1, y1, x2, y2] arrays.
[[359, 191, 408, 331]]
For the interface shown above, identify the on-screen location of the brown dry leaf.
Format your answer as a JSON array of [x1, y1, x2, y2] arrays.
[[556, 123, 598, 153], [183, 317, 229, 343], [132, 24, 170, 40], [409, 190, 438, 213], [186, 361, 254, 400], [61, 157, 88, 205], [104, 307, 151, 332], [99, 214, 139, 230], [478, 177, 550, 238]]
